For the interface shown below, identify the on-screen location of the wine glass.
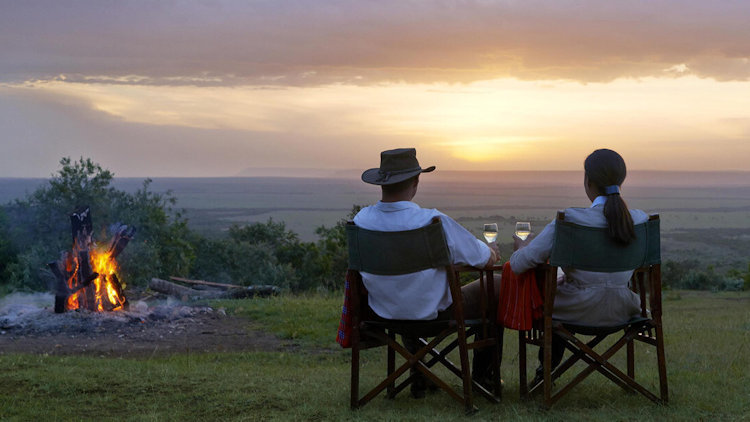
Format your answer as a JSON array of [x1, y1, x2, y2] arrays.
[[483, 223, 498, 243], [515, 222, 531, 241]]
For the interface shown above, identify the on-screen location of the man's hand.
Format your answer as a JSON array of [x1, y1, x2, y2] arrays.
[[485, 242, 501, 268]]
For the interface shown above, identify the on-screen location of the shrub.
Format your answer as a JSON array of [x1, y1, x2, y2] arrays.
[[663, 259, 747, 291]]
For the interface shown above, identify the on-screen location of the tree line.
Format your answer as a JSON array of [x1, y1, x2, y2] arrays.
[[0, 157, 748, 294]]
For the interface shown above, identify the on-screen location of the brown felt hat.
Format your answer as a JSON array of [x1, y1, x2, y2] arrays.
[[361, 148, 436, 185]]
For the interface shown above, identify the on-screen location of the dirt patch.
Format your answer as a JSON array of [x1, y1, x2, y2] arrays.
[[0, 293, 297, 357]]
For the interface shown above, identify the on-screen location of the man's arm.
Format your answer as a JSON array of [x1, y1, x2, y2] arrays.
[[438, 212, 493, 268]]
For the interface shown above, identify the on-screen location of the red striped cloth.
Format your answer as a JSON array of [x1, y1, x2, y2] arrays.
[[497, 261, 543, 330], [335, 271, 355, 348]]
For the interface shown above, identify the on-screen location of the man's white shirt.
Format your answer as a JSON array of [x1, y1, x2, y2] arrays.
[[353, 201, 491, 320]]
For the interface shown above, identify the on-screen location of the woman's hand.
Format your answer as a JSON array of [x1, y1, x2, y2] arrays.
[[512, 233, 534, 251]]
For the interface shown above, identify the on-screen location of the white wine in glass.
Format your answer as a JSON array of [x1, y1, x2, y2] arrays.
[[483, 223, 498, 243], [515, 222, 531, 241]]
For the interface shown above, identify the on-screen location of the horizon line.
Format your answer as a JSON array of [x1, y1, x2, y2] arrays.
[[2, 168, 750, 179]]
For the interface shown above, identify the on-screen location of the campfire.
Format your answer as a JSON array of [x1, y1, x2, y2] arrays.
[[48, 206, 135, 313]]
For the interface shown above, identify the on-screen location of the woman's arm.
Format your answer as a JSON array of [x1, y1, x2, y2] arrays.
[[508, 219, 555, 274]]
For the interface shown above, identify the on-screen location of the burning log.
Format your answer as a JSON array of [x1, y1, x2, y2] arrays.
[[51, 206, 133, 313], [107, 225, 136, 260], [48, 261, 68, 313], [108, 274, 129, 311], [71, 206, 93, 245]]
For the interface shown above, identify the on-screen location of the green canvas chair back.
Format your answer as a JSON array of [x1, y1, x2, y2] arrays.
[[346, 217, 451, 275], [549, 212, 660, 272]]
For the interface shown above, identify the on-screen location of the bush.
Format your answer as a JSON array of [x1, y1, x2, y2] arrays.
[[663, 259, 748, 291], [190, 229, 298, 288], [187, 206, 364, 292]]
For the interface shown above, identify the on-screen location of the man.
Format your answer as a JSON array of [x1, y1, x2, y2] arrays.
[[353, 147, 502, 398]]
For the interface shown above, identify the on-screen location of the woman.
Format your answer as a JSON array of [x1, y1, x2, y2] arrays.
[[509, 148, 648, 385]]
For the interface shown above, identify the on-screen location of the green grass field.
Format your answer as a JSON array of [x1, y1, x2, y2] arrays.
[[1, 290, 748, 421]]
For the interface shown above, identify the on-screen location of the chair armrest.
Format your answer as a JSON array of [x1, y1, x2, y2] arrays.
[[453, 264, 503, 272]]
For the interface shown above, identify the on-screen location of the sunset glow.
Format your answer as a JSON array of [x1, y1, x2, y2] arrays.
[[1, 1, 749, 176]]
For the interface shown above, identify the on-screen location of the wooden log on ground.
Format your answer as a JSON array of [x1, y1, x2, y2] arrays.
[[169, 276, 242, 290], [149, 278, 218, 300], [153, 278, 280, 300]]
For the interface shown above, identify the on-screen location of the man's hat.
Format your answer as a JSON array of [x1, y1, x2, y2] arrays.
[[361, 148, 436, 185]]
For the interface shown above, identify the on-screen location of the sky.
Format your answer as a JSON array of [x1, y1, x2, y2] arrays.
[[1, 0, 750, 177]]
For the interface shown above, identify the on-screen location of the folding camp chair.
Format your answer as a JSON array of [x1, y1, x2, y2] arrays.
[[519, 212, 668, 408], [346, 217, 502, 414]]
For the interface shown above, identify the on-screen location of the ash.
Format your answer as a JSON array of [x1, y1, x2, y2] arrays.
[[0, 292, 219, 336]]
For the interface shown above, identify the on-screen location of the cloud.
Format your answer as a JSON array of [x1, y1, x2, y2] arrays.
[[2, 0, 750, 86], [0, 86, 419, 177]]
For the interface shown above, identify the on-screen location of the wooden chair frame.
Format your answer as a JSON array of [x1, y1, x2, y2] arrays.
[[347, 218, 502, 414], [519, 213, 668, 408]]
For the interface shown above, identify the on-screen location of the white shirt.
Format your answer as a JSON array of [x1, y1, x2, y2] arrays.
[[509, 196, 649, 326], [353, 201, 491, 320]]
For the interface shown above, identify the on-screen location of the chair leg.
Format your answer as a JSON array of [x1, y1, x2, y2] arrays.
[[351, 343, 360, 409], [491, 326, 503, 399], [456, 324, 475, 414], [655, 322, 669, 403], [519, 330, 528, 399], [387, 331, 396, 399], [543, 326, 553, 409], [627, 338, 635, 380]]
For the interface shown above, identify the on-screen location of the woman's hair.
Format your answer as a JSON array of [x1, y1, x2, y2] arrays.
[[584, 149, 635, 244]]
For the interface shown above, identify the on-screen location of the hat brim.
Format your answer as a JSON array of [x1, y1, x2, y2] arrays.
[[361, 165, 435, 185]]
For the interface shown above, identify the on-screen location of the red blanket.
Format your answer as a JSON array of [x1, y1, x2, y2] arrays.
[[335, 270, 355, 348], [497, 262, 543, 330]]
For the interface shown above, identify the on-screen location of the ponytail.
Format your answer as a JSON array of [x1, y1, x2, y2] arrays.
[[584, 149, 636, 245], [603, 192, 635, 244]]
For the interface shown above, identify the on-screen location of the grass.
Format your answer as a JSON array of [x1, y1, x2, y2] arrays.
[[1, 290, 749, 421]]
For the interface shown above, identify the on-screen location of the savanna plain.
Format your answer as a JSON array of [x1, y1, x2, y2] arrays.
[[1, 172, 749, 420]]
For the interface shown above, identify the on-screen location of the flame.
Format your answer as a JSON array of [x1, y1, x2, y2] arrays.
[[66, 246, 127, 312]]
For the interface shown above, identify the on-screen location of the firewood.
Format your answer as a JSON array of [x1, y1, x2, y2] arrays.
[[151, 278, 280, 300], [168, 276, 279, 297], [70, 206, 92, 245], [107, 225, 136, 259], [48, 261, 68, 314], [148, 278, 210, 300], [169, 276, 242, 290]]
